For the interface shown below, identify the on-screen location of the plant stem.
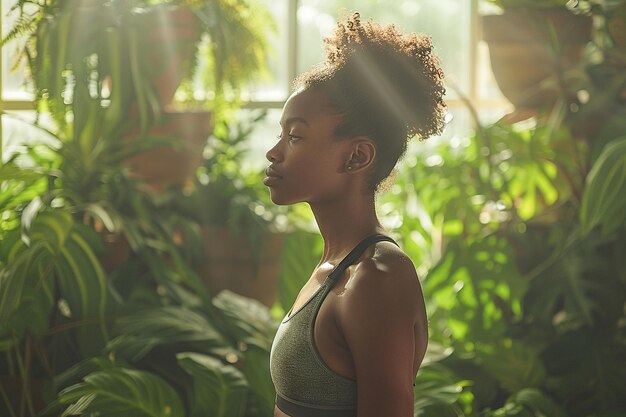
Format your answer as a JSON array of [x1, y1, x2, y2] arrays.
[[0, 383, 18, 417]]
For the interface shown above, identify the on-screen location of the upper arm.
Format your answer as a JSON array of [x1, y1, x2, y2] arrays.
[[337, 251, 427, 417]]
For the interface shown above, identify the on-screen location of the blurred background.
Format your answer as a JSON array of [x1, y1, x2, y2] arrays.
[[1, 1, 625, 417]]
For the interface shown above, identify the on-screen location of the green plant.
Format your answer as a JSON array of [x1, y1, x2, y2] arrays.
[[0, 158, 113, 416], [269, 3, 626, 416], [371, 5, 626, 410], [2, 0, 274, 132], [31, 290, 278, 417], [0, 119, 280, 417], [181, 111, 290, 269], [199, 112, 283, 224], [1, 1, 279, 416], [174, 0, 275, 116]]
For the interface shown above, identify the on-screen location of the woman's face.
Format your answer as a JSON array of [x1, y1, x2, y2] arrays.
[[264, 87, 353, 205]]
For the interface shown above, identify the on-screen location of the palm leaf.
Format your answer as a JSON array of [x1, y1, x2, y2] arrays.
[[58, 368, 184, 417], [108, 306, 230, 362]]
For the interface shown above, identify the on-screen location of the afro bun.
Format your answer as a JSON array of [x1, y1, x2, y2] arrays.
[[295, 13, 446, 190]]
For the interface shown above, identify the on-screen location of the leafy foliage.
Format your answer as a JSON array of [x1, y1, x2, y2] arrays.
[[58, 367, 185, 417]]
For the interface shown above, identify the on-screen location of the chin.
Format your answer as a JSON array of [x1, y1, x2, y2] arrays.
[[268, 189, 303, 206]]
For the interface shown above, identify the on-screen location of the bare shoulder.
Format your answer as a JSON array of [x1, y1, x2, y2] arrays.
[[337, 240, 423, 323]]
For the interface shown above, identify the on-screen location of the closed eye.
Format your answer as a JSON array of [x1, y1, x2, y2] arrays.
[[276, 133, 303, 141]]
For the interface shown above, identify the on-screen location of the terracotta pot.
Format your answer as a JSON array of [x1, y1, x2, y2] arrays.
[[124, 110, 213, 190], [139, 6, 201, 106], [482, 9, 592, 110], [91, 219, 131, 272], [608, 3, 626, 47], [99, 231, 131, 273], [198, 225, 285, 307]]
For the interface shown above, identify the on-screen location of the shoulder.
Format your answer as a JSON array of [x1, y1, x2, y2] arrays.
[[336, 240, 423, 325]]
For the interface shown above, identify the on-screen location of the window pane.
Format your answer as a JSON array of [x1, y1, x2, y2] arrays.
[[245, 0, 289, 101], [238, 108, 282, 169], [296, 0, 471, 98], [2, 111, 57, 162], [2, 0, 34, 100], [477, 2, 507, 101]]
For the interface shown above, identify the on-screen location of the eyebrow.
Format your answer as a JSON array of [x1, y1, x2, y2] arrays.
[[279, 117, 309, 127]]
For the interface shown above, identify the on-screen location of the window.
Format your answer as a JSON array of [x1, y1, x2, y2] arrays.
[[1, 0, 509, 164]]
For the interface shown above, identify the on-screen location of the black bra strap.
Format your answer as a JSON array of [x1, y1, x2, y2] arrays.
[[327, 234, 398, 282]]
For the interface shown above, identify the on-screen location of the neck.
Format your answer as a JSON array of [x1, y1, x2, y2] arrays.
[[309, 192, 385, 265]]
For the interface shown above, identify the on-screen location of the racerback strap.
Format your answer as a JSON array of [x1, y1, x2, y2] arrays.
[[327, 234, 398, 283]]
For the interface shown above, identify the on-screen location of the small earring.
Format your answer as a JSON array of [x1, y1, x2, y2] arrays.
[[346, 166, 353, 171]]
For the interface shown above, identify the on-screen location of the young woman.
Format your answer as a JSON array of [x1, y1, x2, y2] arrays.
[[265, 13, 446, 417]]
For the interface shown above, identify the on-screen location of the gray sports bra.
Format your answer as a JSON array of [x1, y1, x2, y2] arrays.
[[269, 234, 398, 417]]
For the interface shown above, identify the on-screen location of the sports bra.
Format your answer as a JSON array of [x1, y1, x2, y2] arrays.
[[269, 234, 399, 417]]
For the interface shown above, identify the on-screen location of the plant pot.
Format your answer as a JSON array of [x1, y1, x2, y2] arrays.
[[482, 9, 592, 110], [198, 225, 285, 307], [93, 221, 132, 273], [137, 5, 201, 107], [124, 110, 213, 190]]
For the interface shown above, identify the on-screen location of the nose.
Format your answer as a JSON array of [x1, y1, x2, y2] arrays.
[[266, 140, 283, 163]]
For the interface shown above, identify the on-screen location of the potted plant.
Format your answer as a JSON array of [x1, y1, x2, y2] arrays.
[[1, 1, 279, 415], [0, 165, 278, 417], [2, 0, 274, 189], [481, 0, 593, 112], [177, 111, 291, 307], [0, 111, 277, 417], [0, 156, 114, 416]]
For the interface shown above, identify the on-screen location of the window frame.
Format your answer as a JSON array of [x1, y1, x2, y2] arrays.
[[0, 0, 509, 160]]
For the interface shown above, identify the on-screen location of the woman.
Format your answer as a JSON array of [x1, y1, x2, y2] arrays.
[[265, 13, 446, 417]]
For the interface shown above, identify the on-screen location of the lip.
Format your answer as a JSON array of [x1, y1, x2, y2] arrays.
[[263, 166, 283, 186]]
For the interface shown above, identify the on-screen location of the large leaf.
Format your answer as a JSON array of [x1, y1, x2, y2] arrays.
[[476, 341, 545, 393], [212, 290, 278, 351], [541, 327, 626, 414], [55, 225, 109, 356], [581, 137, 626, 235], [177, 352, 248, 417], [58, 368, 184, 417], [108, 306, 231, 361], [423, 236, 526, 342], [483, 388, 567, 417], [413, 362, 468, 417], [1, 209, 109, 356], [238, 344, 275, 417], [524, 232, 623, 328], [27, 209, 73, 252], [0, 239, 52, 327], [0, 282, 53, 346], [0, 210, 71, 327]]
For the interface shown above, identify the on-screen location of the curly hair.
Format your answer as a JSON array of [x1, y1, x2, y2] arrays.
[[295, 12, 446, 191]]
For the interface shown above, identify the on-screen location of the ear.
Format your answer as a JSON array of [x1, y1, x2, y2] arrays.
[[344, 138, 376, 173]]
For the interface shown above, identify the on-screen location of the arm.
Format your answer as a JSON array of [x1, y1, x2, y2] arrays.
[[338, 251, 427, 417]]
